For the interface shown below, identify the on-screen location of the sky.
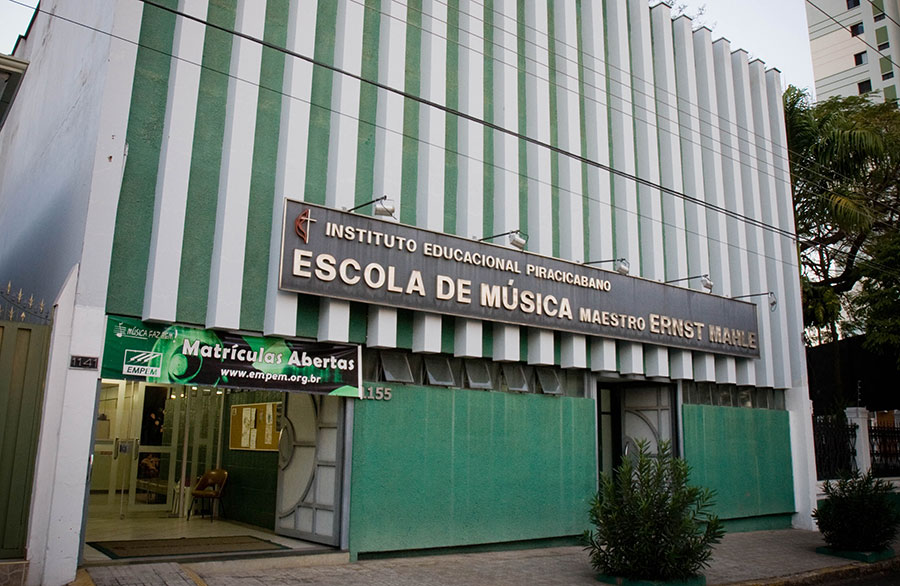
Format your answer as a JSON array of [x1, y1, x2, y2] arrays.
[[0, 0, 815, 94]]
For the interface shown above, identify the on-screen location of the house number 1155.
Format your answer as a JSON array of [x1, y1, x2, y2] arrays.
[[362, 386, 392, 401]]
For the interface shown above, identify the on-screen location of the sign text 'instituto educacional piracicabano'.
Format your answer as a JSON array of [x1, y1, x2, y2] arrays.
[[279, 200, 760, 358]]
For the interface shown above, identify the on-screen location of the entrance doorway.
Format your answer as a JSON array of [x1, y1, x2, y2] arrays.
[[88, 380, 224, 518], [84, 381, 347, 560], [598, 383, 676, 475]]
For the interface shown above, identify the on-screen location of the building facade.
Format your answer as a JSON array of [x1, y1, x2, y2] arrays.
[[0, 1, 815, 585], [808, 0, 900, 100]]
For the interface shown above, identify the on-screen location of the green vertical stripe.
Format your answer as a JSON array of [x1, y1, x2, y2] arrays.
[[397, 309, 414, 349], [575, 1, 592, 263], [354, 0, 382, 210], [295, 294, 320, 338], [516, 3, 529, 240], [176, 0, 237, 325], [444, 0, 460, 234], [304, 0, 339, 206], [107, 1, 178, 317], [400, 0, 423, 225], [482, 0, 495, 239], [547, 1, 561, 259], [240, 0, 290, 332], [299, 0, 339, 332], [349, 302, 368, 343]]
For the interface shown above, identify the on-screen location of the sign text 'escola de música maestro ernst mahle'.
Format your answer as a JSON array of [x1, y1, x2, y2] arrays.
[[279, 200, 760, 358]]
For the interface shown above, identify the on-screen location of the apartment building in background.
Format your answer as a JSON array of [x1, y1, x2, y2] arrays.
[[808, 0, 900, 99]]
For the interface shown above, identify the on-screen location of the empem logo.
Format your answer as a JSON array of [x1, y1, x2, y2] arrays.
[[123, 350, 162, 377]]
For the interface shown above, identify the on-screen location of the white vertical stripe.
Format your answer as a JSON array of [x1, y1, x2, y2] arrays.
[[322, 0, 365, 344], [265, 0, 317, 336], [606, 0, 643, 376], [581, 2, 615, 373], [731, 50, 774, 388], [413, 0, 448, 354], [491, 0, 522, 362], [713, 38, 754, 387], [454, 0, 485, 358], [524, 0, 553, 366], [143, 0, 207, 323], [629, 0, 666, 378], [749, 60, 790, 389], [206, 0, 266, 330], [766, 68, 807, 388], [650, 4, 691, 381], [554, 0, 586, 369], [368, 0, 408, 349], [693, 28, 735, 384], [673, 16, 715, 378], [327, 0, 365, 210]]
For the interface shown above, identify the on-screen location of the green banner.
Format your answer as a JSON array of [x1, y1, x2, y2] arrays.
[[102, 315, 360, 395]]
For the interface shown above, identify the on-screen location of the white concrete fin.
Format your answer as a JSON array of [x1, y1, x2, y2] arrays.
[[206, 0, 266, 329], [143, 0, 208, 322]]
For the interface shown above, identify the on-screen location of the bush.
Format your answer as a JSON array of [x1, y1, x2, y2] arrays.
[[813, 471, 900, 552], [583, 440, 725, 581]]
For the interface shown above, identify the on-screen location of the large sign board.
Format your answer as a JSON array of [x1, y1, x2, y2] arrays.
[[279, 201, 760, 358], [102, 315, 361, 395]]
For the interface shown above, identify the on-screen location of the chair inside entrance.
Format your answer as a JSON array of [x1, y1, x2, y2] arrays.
[[187, 468, 228, 522]]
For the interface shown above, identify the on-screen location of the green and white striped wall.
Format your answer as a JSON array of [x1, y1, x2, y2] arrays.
[[106, 0, 805, 390]]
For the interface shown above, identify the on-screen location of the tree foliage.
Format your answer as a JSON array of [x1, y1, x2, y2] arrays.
[[785, 86, 900, 361]]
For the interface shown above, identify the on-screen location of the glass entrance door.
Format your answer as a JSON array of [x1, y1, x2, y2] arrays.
[[89, 380, 181, 516]]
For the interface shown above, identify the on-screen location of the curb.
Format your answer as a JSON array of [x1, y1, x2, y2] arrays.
[[725, 554, 900, 585]]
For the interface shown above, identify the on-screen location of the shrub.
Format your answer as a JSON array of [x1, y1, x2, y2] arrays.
[[813, 471, 900, 552], [583, 440, 725, 582]]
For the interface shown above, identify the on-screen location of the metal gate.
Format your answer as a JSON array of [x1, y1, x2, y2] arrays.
[[0, 319, 51, 559]]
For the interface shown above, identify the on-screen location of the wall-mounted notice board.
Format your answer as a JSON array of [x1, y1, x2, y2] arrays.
[[229, 402, 281, 451]]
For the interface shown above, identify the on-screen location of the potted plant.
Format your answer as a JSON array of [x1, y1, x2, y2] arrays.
[[813, 470, 900, 562], [583, 440, 725, 585]]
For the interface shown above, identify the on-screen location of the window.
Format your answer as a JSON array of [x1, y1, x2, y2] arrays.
[[859, 79, 873, 93], [535, 368, 562, 395], [855, 51, 868, 66], [847, 0, 860, 7], [423, 355, 458, 386], [464, 360, 494, 389], [885, 71, 895, 80], [879, 41, 891, 51], [875, 12, 886, 21], [380, 351, 415, 383], [501, 364, 532, 392], [886, 84, 898, 101], [850, 22, 865, 36]]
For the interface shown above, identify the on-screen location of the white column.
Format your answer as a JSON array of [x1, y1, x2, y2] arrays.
[[143, 0, 207, 323], [525, 0, 554, 366], [606, 0, 642, 376], [673, 16, 714, 379], [650, 4, 692, 381], [713, 38, 754, 387], [413, 0, 448, 354], [580, 1, 616, 374], [326, 0, 365, 211], [265, 0, 318, 337], [368, 0, 409, 349], [693, 27, 735, 385], [206, 0, 266, 330], [749, 60, 790, 390], [732, 50, 774, 389], [491, 0, 521, 362], [454, 0, 485, 359], [629, 0, 666, 378]]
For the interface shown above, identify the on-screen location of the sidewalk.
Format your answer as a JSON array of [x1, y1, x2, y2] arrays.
[[74, 529, 900, 586]]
